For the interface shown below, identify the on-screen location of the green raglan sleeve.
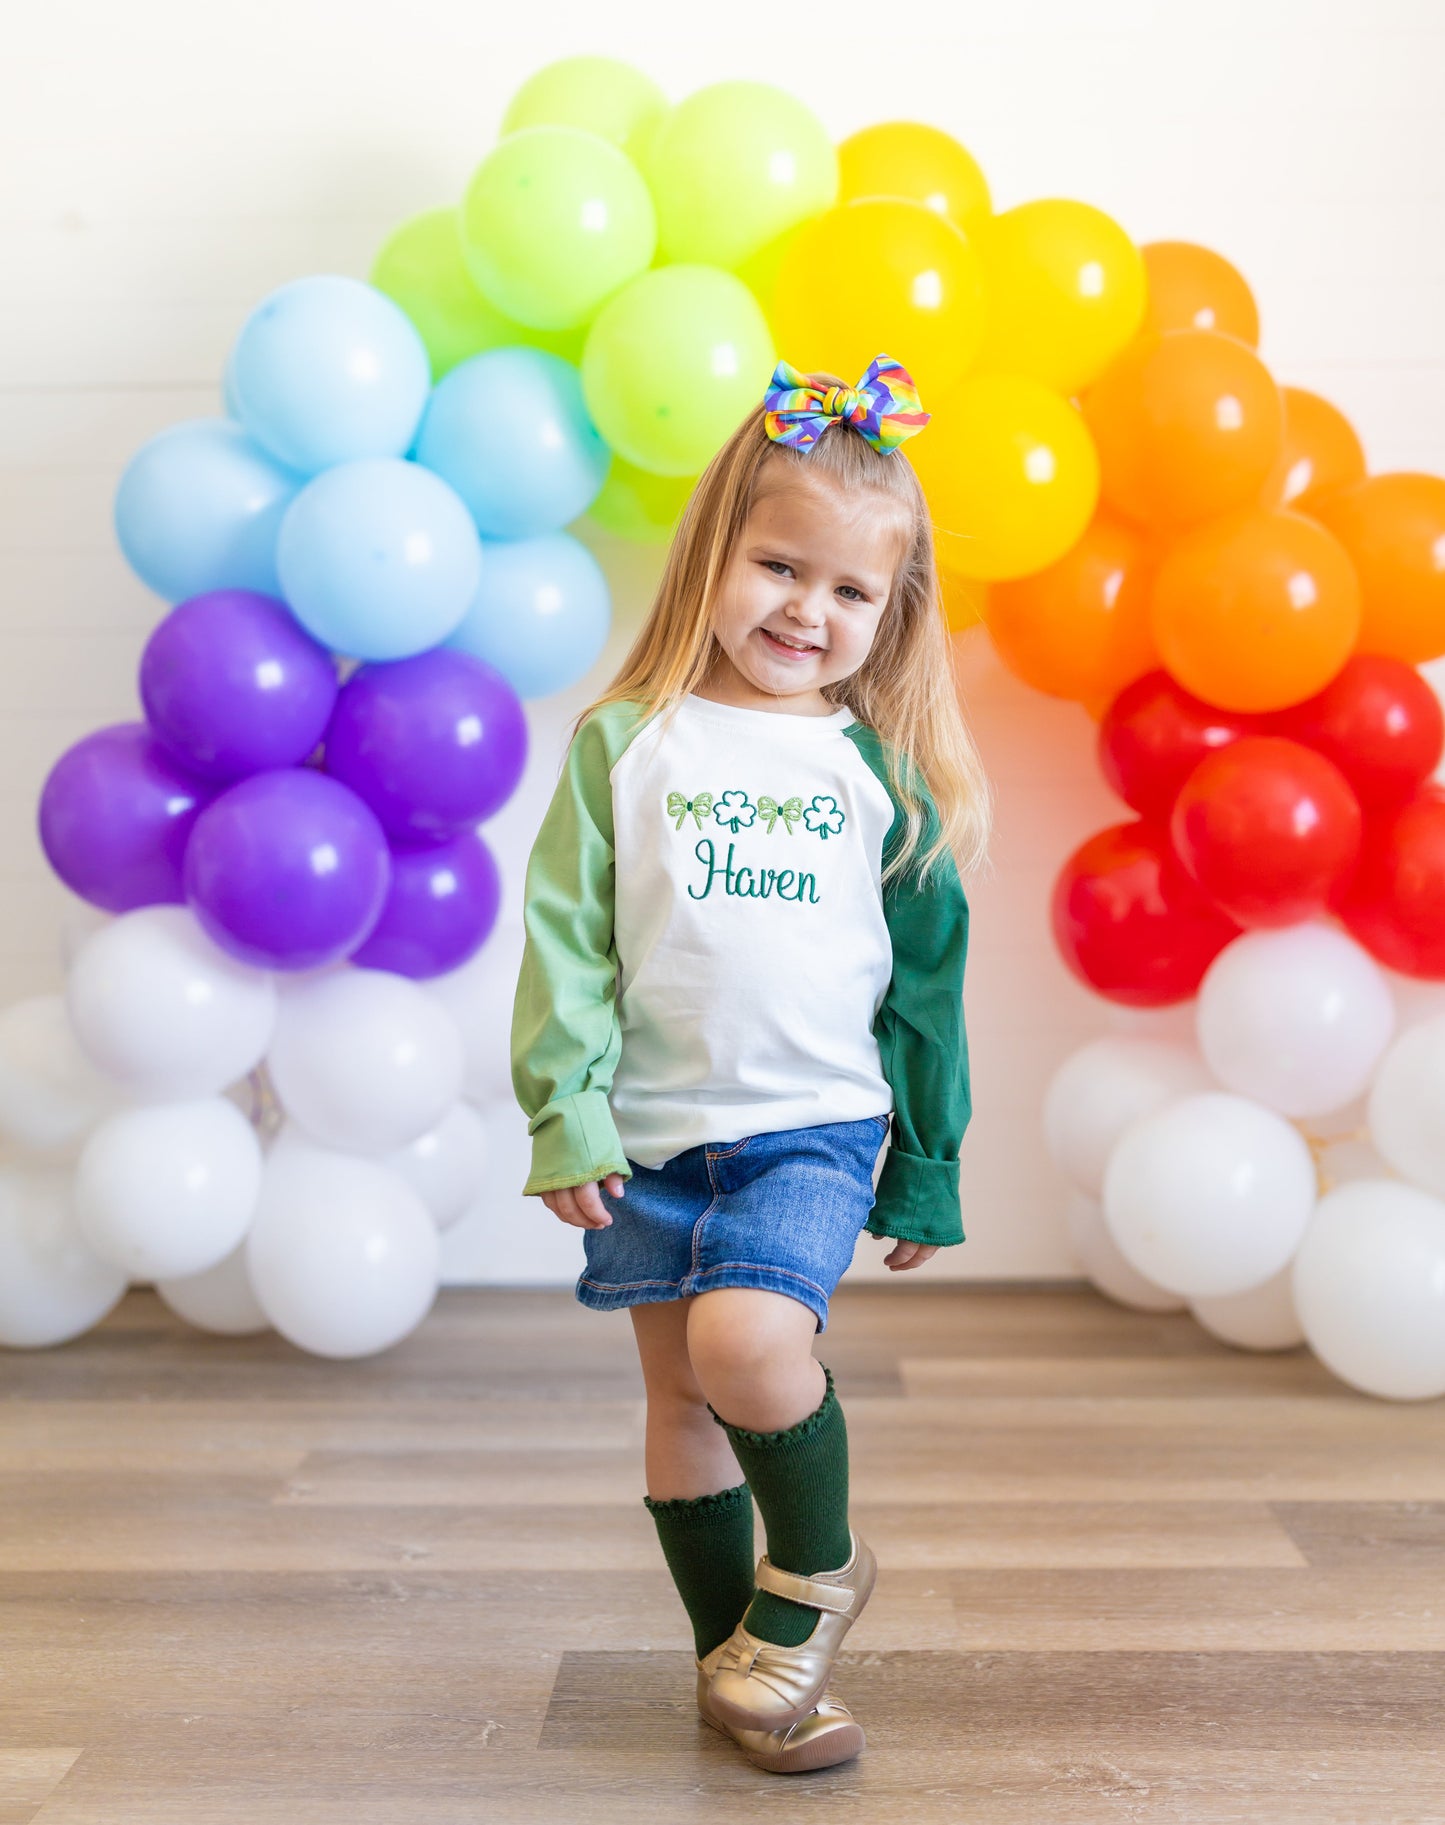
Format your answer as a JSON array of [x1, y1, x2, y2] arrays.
[[510, 710, 634, 1197], [865, 756, 972, 1249]]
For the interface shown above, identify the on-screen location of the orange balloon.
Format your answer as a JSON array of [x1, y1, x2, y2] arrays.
[[1303, 473, 1445, 666], [837, 120, 992, 234], [985, 512, 1158, 702], [1080, 329, 1284, 534], [1140, 241, 1260, 346], [768, 197, 986, 401], [1150, 507, 1362, 713], [1263, 387, 1367, 515], [939, 566, 987, 634]]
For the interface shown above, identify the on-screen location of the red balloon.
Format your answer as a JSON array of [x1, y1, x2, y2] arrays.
[[1097, 669, 1269, 819], [1170, 736, 1362, 927], [1268, 653, 1445, 808], [1051, 818, 1241, 1006], [1338, 784, 1445, 978]]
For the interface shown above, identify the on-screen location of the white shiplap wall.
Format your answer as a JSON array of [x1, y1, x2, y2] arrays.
[[2, 0, 1442, 1287]]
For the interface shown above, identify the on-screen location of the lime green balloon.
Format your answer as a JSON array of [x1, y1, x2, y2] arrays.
[[581, 264, 775, 477], [587, 454, 699, 543], [642, 80, 837, 272], [370, 209, 584, 378], [501, 56, 669, 169], [460, 126, 656, 333]]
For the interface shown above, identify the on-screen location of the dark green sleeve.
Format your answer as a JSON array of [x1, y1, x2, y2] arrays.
[[846, 727, 972, 1248]]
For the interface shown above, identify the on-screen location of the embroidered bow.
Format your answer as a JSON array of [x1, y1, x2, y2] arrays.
[[757, 794, 804, 835], [666, 789, 714, 831], [762, 353, 930, 455]]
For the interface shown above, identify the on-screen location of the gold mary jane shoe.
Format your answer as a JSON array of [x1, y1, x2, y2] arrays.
[[705, 1528, 877, 1733], [695, 1643, 865, 1773]]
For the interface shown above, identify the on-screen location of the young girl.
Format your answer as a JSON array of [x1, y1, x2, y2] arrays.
[[510, 352, 992, 1775]]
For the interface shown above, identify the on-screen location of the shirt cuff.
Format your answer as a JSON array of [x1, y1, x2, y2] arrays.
[[864, 1146, 965, 1247], [522, 1090, 633, 1196]]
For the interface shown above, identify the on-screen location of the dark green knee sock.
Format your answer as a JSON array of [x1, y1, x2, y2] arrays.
[[643, 1480, 756, 1660], [709, 1362, 852, 1650]]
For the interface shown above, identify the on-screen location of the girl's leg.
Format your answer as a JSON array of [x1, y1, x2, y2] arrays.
[[686, 1287, 855, 1649], [630, 1298, 740, 1496], [629, 1300, 756, 1659]]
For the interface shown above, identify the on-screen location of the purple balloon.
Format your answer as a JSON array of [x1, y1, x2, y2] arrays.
[[140, 588, 339, 782], [38, 722, 216, 912], [183, 769, 391, 971], [350, 826, 502, 979], [323, 649, 527, 841]]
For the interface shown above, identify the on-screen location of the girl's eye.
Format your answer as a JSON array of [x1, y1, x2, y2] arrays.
[[762, 561, 865, 603]]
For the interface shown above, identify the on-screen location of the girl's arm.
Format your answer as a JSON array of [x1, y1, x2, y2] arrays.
[[863, 753, 973, 1250], [510, 711, 635, 1197]]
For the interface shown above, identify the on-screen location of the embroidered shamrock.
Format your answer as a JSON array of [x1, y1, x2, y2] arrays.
[[712, 789, 757, 834], [666, 789, 715, 831], [803, 794, 846, 840], [757, 793, 805, 835]]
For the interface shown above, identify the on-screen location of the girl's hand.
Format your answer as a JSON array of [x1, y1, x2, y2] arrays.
[[540, 1172, 627, 1230], [877, 1237, 938, 1272]]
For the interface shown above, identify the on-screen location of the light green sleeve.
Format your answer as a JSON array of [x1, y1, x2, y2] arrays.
[[844, 726, 973, 1248], [510, 700, 651, 1197]]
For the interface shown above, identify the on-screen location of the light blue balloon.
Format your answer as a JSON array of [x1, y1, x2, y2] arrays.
[[276, 458, 484, 661], [114, 418, 301, 602], [222, 347, 242, 419], [445, 531, 610, 699], [413, 347, 608, 539], [230, 275, 431, 475]]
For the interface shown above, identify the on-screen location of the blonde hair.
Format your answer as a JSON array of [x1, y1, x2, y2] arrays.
[[570, 375, 995, 893]]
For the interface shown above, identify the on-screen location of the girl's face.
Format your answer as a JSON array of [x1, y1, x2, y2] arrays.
[[703, 467, 905, 715]]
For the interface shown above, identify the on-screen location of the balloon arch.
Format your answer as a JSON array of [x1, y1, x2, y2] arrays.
[[2, 56, 1443, 1396]]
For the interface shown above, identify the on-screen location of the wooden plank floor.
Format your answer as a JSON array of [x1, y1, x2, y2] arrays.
[[3, 1283, 1444, 1824]]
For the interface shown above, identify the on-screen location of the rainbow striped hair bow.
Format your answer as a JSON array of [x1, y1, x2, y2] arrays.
[[762, 353, 930, 455]]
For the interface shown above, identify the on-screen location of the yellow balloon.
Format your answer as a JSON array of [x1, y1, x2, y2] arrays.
[[972, 200, 1147, 396], [767, 198, 986, 402], [939, 567, 988, 633], [912, 372, 1101, 581], [837, 121, 992, 235]]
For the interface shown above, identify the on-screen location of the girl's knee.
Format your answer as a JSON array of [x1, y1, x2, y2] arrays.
[[686, 1287, 815, 1386]]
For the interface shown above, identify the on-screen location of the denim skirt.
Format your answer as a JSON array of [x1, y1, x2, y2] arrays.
[[577, 1114, 890, 1334]]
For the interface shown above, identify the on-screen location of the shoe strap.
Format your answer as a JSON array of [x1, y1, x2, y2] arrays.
[[753, 1545, 858, 1616]]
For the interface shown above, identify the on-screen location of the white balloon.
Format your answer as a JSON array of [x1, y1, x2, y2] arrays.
[[1196, 923, 1395, 1117], [383, 1102, 490, 1230], [245, 1140, 440, 1358], [1044, 1036, 1215, 1195], [424, 921, 524, 1104], [58, 893, 112, 967], [0, 1166, 128, 1347], [268, 968, 465, 1154], [1292, 1179, 1445, 1400], [1190, 1265, 1306, 1351], [1367, 1012, 1445, 1198], [74, 1098, 263, 1280], [0, 995, 123, 1155], [155, 1237, 272, 1335], [1062, 1189, 1187, 1312], [66, 906, 277, 1099], [1103, 1091, 1318, 1299]]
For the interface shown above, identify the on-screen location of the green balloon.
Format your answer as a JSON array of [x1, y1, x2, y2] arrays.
[[587, 454, 699, 543], [501, 56, 669, 170], [581, 264, 776, 477], [460, 126, 656, 333], [642, 80, 837, 272], [370, 209, 584, 378]]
